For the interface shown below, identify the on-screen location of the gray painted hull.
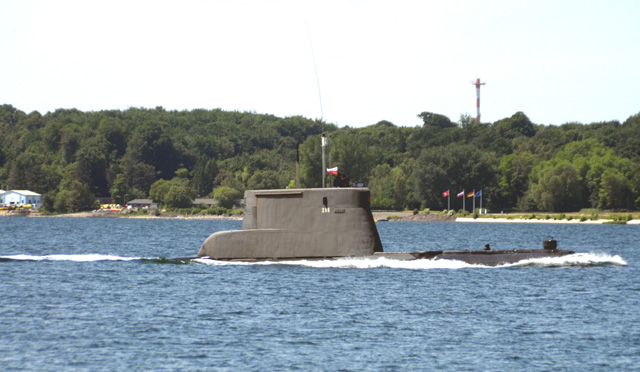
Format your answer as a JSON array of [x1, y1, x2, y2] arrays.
[[188, 250, 574, 267], [199, 188, 383, 259], [371, 249, 574, 266], [196, 188, 574, 266]]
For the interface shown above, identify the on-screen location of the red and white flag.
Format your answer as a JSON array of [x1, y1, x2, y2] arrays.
[[442, 190, 450, 197], [326, 167, 338, 175], [457, 191, 464, 197]]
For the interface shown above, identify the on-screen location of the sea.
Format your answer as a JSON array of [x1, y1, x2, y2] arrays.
[[0, 217, 637, 371]]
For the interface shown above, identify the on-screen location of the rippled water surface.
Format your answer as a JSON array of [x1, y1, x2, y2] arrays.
[[1, 217, 638, 371]]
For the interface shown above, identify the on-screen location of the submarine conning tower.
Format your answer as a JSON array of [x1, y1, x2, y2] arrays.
[[198, 188, 383, 259]]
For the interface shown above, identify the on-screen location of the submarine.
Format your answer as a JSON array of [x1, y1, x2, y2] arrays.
[[194, 187, 574, 266]]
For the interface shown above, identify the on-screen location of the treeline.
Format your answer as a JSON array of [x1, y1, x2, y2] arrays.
[[1, 104, 639, 213]]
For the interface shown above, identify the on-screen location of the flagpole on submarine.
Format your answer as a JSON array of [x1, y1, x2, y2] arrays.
[[296, 142, 300, 188], [321, 134, 328, 188]]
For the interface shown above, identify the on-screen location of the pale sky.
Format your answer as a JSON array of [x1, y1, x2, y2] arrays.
[[1, 0, 639, 127]]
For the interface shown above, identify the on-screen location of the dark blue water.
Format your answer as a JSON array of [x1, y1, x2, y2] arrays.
[[1, 217, 637, 371]]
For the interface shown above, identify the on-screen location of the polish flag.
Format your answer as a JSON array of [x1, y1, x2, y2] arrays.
[[327, 167, 338, 175]]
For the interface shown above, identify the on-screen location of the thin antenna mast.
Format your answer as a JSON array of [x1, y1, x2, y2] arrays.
[[306, 22, 324, 121], [306, 22, 327, 187]]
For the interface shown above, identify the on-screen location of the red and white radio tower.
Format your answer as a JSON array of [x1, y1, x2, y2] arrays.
[[471, 78, 486, 122]]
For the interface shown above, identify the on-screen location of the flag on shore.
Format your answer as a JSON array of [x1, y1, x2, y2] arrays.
[[475, 190, 482, 197], [457, 191, 464, 197], [326, 167, 338, 175], [442, 190, 450, 197], [467, 191, 475, 197]]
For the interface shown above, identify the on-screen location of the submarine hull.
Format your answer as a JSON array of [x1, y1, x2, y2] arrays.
[[195, 188, 576, 266], [370, 249, 574, 266], [188, 249, 574, 267]]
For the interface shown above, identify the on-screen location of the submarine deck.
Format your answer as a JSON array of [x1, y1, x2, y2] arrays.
[[172, 249, 574, 266]]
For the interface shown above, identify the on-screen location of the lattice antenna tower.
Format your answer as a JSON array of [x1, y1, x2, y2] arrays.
[[471, 78, 486, 122]]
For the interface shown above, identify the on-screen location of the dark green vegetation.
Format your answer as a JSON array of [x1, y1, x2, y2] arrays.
[[1, 104, 639, 213]]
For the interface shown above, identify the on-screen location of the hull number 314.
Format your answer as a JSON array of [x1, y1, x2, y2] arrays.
[[322, 208, 346, 214]]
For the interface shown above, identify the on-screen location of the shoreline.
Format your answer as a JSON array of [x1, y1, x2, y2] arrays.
[[457, 217, 640, 225], [374, 211, 639, 225], [3, 210, 638, 224], [1, 210, 242, 220]]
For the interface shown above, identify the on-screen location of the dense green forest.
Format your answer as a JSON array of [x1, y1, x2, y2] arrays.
[[1, 104, 639, 213]]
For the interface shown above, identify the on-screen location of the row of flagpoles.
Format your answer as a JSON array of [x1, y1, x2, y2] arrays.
[[441, 189, 483, 213]]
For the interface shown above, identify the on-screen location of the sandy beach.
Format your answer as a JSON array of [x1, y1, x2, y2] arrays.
[[457, 217, 640, 225], [374, 211, 640, 224]]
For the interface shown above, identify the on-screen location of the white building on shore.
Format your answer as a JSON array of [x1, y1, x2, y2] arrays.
[[1, 190, 42, 209]]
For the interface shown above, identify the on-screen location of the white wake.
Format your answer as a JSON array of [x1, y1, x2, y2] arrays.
[[503, 252, 627, 267], [1, 252, 626, 268], [1, 254, 141, 262]]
